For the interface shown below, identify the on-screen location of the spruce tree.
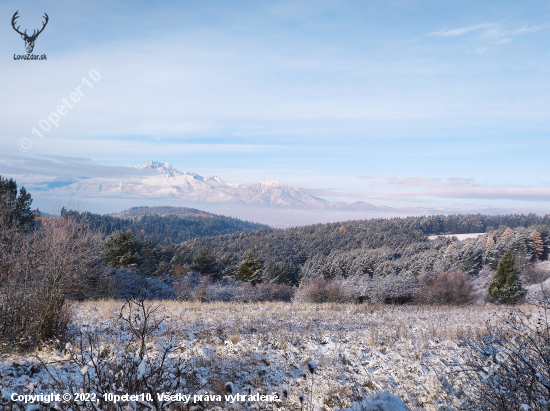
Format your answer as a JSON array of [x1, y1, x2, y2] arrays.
[[487, 252, 525, 305]]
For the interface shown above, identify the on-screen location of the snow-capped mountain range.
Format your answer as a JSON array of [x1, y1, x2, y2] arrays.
[[32, 161, 386, 210]]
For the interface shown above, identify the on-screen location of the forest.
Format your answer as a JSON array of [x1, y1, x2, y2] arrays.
[[92, 207, 549, 288]]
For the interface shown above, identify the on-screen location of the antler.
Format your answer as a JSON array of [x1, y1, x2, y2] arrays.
[[31, 13, 49, 38], [11, 11, 26, 37], [11, 11, 49, 39]]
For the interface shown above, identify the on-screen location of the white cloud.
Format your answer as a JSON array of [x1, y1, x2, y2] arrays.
[[358, 174, 550, 202], [359, 174, 477, 188], [378, 187, 550, 202], [428, 23, 495, 37], [429, 22, 547, 44], [0, 155, 147, 181], [513, 25, 546, 34]]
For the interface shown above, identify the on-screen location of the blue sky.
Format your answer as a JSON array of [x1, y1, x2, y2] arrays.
[[1, 0, 550, 213]]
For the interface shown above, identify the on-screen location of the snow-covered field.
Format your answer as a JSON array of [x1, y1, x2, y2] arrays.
[[0, 302, 525, 410]]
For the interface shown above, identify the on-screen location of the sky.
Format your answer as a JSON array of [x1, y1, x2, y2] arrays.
[[1, 0, 550, 217]]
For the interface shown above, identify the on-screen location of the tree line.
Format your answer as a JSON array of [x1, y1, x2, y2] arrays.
[[98, 211, 550, 286]]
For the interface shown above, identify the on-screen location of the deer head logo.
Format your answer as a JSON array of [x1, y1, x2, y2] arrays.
[[12, 11, 49, 54]]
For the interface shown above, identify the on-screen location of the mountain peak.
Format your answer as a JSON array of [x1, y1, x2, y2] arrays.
[[139, 161, 182, 177], [140, 160, 169, 169], [261, 179, 285, 188], [207, 175, 224, 182], [206, 175, 227, 185]]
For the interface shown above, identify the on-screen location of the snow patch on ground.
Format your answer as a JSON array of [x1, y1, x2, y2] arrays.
[[338, 392, 410, 411]]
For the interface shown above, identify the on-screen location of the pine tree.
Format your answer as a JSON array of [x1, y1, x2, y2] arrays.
[[462, 249, 482, 275], [0, 176, 39, 230], [190, 247, 220, 276], [236, 250, 264, 282], [139, 239, 160, 274], [487, 252, 525, 305], [484, 245, 501, 270], [531, 230, 544, 262], [101, 230, 142, 268], [170, 247, 193, 274]]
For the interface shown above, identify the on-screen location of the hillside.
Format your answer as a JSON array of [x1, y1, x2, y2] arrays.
[[60, 206, 270, 243], [171, 213, 548, 281], [96, 212, 550, 284]]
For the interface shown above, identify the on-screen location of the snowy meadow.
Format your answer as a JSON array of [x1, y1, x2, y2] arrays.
[[0, 300, 529, 411]]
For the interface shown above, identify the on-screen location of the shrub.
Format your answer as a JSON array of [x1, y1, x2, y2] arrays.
[[341, 275, 419, 304], [415, 270, 475, 305], [367, 276, 419, 304], [0, 217, 105, 351], [233, 282, 294, 302], [294, 278, 352, 303], [471, 268, 496, 303], [488, 252, 526, 304], [443, 289, 550, 410], [173, 271, 211, 301], [113, 268, 176, 300], [173, 273, 295, 302]]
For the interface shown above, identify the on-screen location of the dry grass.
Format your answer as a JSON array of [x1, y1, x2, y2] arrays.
[[78, 300, 516, 346], [4, 301, 534, 410]]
